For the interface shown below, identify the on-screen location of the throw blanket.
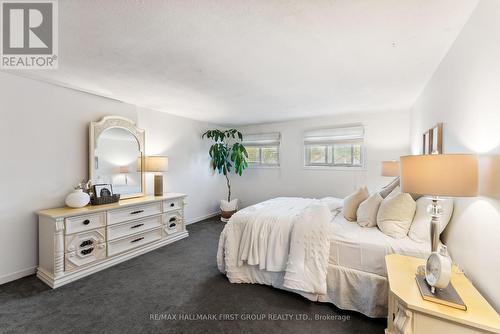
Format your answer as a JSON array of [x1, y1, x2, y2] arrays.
[[217, 197, 342, 295]]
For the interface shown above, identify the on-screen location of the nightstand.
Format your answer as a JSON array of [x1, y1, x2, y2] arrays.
[[385, 254, 500, 334]]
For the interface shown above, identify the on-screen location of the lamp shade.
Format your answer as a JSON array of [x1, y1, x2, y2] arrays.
[[400, 154, 478, 197], [381, 161, 400, 177], [144, 156, 168, 173]]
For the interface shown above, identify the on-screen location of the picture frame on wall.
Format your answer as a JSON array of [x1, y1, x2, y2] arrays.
[[423, 123, 443, 155], [423, 131, 431, 155], [431, 123, 443, 154]]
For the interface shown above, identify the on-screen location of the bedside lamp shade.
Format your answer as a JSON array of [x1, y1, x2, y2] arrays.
[[144, 156, 168, 173], [144, 156, 168, 196], [381, 161, 400, 177], [400, 154, 478, 197], [401, 154, 478, 253]]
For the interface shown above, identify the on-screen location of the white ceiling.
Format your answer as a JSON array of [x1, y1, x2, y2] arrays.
[[14, 0, 478, 125]]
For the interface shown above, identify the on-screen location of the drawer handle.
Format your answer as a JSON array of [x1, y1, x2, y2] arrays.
[[170, 203, 175, 207], [130, 210, 144, 215], [80, 240, 94, 248], [81, 247, 94, 255], [169, 223, 176, 228], [131, 237, 144, 243], [131, 223, 144, 229], [169, 217, 176, 222], [82, 219, 90, 225]]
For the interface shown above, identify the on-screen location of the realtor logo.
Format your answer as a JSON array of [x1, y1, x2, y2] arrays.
[[1, 0, 58, 69]]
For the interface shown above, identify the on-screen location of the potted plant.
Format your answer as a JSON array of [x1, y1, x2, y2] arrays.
[[202, 129, 248, 222]]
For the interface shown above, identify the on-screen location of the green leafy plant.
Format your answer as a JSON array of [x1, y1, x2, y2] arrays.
[[202, 129, 248, 202]]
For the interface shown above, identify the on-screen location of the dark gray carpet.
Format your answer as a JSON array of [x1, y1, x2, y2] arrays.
[[0, 218, 385, 334]]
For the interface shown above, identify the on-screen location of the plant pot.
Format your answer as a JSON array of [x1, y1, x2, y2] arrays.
[[220, 199, 238, 222]]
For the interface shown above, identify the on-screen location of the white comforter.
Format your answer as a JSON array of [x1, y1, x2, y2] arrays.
[[217, 197, 342, 295]]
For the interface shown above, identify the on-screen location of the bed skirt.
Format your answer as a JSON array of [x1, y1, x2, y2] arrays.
[[224, 263, 388, 318]]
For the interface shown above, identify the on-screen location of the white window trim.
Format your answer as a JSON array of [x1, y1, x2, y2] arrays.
[[302, 125, 366, 169], [243, 133, 281, 168]]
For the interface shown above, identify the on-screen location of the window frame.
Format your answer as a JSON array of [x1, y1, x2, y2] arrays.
[[243, 133, 281, 168], [303, 126, 366, 170]]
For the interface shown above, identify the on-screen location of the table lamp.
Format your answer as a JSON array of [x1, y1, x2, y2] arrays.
[[144, 156, 169, 196], [400, 154, 478, 252], [119, 166, 129, 185], [381, 160, 400, 178]]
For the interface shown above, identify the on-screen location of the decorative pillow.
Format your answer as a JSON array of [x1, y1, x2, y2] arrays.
[[377, 193, 417, 238], [379, 177, 400, 198], [343, 187, 370, 222], [409, 197, 454, 243], [357, 193, 383, 227]]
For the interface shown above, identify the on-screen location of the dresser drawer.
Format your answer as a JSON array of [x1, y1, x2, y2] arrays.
[[164, 210, 183, 225], [65, 228, 105, 253], [107, 228, 162, 257], [65, 243, 106, 272], [163, 198, 183, 212], [163, 218, 183, 236], [65, 213, 105, 235], [107, 215, 163, 241], [107, 202, 162, 225]]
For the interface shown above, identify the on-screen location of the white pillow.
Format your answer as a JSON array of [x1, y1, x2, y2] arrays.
[[343, 187, 370, 222], [377, 193, 416, 238], [409, 197, 454, 243], [357, 193, 383, 227]]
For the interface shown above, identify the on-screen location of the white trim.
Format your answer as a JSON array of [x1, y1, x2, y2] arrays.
[[0, 266, 37, 285], [185, 211, 220, 225]]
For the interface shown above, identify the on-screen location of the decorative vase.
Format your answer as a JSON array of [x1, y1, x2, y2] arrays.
[[220, 199, 238, 222], [65, 189, 90, 208]]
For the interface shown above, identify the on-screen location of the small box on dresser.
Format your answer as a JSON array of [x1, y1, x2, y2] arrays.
[[37, 193, 188, 288]]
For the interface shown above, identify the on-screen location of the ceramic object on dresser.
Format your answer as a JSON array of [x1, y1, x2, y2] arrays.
[[65, 188, 90, 208], [37, 193, 187, 288]]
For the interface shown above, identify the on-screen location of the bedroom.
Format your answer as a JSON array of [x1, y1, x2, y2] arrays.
[[0, 0, 499, 333]]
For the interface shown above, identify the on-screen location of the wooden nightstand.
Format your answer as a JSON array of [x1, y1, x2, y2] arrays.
[[385, 254, 500, 334]]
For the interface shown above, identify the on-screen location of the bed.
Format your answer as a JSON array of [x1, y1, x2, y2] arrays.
[[217, 197, 431, 318]]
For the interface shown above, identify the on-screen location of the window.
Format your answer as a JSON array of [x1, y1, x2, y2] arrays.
[[243, 133, 280, 167], [304, 125, 364, 167]]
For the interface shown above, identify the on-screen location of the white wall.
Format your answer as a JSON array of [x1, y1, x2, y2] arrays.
[[232, 110, 410, 207], [0, 72, 224, 284], [410, 0, 500, 311], [137, 107, 226, 223]]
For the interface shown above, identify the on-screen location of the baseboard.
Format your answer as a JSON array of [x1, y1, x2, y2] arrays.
[[185, 211, 220, 225], [0, 266, 37, 285]]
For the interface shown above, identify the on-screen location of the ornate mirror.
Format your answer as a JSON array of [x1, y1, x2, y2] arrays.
[[89, 116, 145, 199]]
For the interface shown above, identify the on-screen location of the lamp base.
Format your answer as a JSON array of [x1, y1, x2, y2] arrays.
[[154, 174, 164, 196], [428, 196, 443, 252]]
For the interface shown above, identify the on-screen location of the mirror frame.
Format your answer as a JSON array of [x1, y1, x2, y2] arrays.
[[89, 116, 145, 199]]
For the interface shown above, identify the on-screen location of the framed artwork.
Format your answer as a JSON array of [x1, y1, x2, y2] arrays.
[[423, 131, 431, 155], [431, 123, 443, 154], [423, 123, 443, 155]]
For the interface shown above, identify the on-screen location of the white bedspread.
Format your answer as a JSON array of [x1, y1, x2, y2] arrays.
[[217, 197, 342, 295]]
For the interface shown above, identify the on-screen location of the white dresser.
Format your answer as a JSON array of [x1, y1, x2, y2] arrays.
[[36, 193, 187, 288]]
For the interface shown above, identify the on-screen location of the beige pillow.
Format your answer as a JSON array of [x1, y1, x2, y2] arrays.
[[343, 187, 370, 221], [357, 193, 383, 227], [377, 193, 416, 238]]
